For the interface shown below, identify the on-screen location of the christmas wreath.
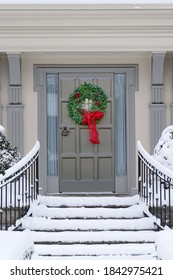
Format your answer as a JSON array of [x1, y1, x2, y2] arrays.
[[68, 82, 108, 144]]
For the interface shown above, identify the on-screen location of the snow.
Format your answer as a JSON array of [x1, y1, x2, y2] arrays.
[[38, 194, 140, 207], [153, 125, 173, 172], [0, 231, 34, 260], [0, 194, 172, 260], [0, 0, 173, 4], [26, 229, 156, 243], [0, 125, 5, 134], [32, 254, 155, 260], [156, 229, 173, 259], [29, 203, 145, 219], [21, 216, 156, 231], [0, 141, 40, 182], [138, 140, 173, 180], [34, 243, 156, 257]]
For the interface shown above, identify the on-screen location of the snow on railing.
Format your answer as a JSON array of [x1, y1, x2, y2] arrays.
[[137, 141, 173, 228], [0, 141, 40, 230]]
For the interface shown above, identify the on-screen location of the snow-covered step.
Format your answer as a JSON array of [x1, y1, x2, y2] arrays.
[[21, 216, 156, 231], [29, 230, 156, 244], [30, 204, 145, 219], [20, 195, 158, 260], [38, 195, 140, 208], [32, 254, 155, 260], [34, 243, 156, 257]]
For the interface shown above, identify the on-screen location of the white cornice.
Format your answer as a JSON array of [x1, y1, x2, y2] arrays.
[[0, 8, 173, 52], [0, 4, 173, 10]]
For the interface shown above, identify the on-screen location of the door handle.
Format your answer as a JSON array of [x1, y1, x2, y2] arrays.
[[60, 126, 70, 136]]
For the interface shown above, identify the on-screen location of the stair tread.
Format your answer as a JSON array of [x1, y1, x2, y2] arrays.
[[32, 254, 156, 260], [34, 243, 156, 256], [21, 217, 156, 231], [30, 204, 145, 219], [29, 230, 156, 243], [38, 195, 140, 207], [24, 195, 158, 259]]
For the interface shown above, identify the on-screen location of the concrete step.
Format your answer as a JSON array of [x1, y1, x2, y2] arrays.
[[38, 195, 140, 208], [32, 254, 156, 260], [30, 204, 145, 219], [34, 243, 156, 257], [22, 195, 158, 260], [21, 217, 156, 231], [29, 230, 156, 245]]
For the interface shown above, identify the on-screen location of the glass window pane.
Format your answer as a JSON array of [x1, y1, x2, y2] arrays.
[[115, 74, 127, 176], [47, 74, 58, 176]]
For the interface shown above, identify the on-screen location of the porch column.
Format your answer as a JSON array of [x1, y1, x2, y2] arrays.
[[0, 58, 3, 124], [149, 52, 166, 153], [7, 53, 24, 155], [171, 56, 173, 123]]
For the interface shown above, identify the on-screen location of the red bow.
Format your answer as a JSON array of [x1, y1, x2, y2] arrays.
[[82, 110, 104, 144]]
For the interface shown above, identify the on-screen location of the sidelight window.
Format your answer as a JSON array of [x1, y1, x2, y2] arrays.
[[47, 74, 58, 176]]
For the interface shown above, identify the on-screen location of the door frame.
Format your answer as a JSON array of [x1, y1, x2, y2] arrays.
[[34, 65, 139, 195]]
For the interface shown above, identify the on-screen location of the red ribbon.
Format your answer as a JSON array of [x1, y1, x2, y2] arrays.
[[82, 110, 104, 144]]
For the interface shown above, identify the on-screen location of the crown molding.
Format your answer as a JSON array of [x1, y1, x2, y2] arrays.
[[0, 8, 173, 52]]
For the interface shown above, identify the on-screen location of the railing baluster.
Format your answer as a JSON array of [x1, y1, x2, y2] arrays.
[[21, 174, 24, 217], [138, 141, 173, 228], [155, 170, 159, 220], [5, 184, 8, 230], [0, 141, 40, 230], [28, 165, 31, 208], [168, 180, 171, 227]]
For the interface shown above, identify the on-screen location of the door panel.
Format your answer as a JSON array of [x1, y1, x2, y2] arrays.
[[59, 73, 114, 192]]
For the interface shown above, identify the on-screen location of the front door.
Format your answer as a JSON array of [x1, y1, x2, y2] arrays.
[[36, 66, 137, 195], [59, 73, 114, 192]]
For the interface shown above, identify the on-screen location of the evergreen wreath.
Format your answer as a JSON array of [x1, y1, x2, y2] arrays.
[[67, 82, 108, 125], [67, 82, 108, 144]]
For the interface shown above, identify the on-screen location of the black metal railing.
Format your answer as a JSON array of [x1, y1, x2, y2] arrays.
[[138, 141, 173, 228], [0, 141, 40, 230]]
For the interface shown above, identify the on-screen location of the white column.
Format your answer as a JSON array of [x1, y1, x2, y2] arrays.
[[7, 53, 24, 155], [0, 58, 3, 125], [150, 53, 166, 153]]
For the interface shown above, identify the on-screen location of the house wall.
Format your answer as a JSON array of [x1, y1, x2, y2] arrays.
[[1, 52, 172, 156], [23, 53, 173, 155]]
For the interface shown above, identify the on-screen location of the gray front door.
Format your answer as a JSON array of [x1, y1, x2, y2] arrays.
[[59, 73, 114, 192], [36, 66, 138, 195]]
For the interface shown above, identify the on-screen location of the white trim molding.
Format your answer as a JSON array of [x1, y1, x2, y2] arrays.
[[0, 8, 173, 52]]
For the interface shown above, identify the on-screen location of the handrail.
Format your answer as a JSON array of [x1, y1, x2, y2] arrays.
[[0, 141, 40, 230], [137, 141, 173, 228]]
